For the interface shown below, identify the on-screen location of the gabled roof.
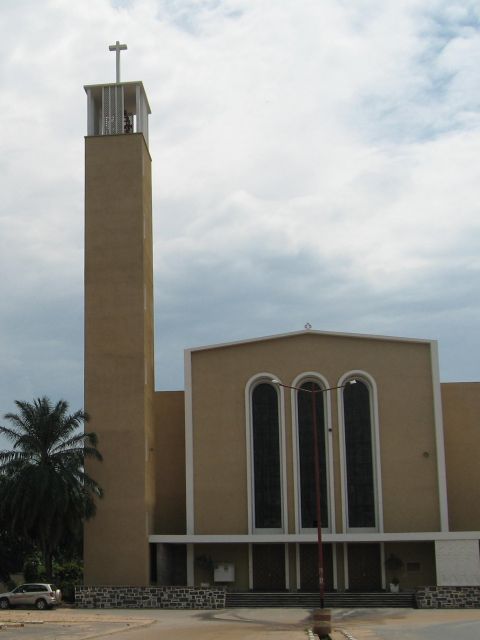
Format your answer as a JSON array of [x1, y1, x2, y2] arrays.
[[186, 328, 435, 354]]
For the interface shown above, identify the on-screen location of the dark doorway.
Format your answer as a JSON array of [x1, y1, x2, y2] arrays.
[[252, 544, 285, 590], [155, 544, 187, 586], [150, 543, 157, 583], [299, 544, 333, 591], [348, 543, 381, 591]]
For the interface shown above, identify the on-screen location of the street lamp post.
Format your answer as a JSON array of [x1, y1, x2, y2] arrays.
[[272, 378, 356, 614]]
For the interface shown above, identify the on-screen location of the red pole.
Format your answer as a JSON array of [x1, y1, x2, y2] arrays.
[[311, 383, 325, 609]]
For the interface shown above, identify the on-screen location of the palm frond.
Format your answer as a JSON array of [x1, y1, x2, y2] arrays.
[[0, 396, 103, 561]]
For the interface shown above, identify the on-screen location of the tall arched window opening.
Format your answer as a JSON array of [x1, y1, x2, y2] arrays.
[[343, 379, 376, 528], [252, 383, 282, 529], [297, 381, 329, 529]]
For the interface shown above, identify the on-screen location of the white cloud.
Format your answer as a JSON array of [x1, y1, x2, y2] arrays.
[[0, 0, 480, 430]]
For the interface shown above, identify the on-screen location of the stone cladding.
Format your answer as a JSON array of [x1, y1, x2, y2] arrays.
[[75, 586, 226, 609], [416, 586, 480, 608]]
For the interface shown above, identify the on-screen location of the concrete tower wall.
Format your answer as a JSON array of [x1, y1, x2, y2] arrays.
[[84, 133, 155, 585]]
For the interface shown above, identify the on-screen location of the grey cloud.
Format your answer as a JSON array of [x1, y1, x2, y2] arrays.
[[1, 0, 480, 441]]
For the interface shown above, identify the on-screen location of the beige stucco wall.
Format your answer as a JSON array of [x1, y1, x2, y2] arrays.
[[384, 542, 436, 587], [442, 382, 480, 531], [154, 391, 186, 533], [189, 332, 441, 535], [84, 133, 155, 586]]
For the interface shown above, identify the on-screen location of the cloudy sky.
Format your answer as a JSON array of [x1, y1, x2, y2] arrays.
[[0, 0, 479, 427]]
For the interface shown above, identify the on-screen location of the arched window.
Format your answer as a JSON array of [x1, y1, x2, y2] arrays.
[[252, 383, 282, 529], [297, 381, 329, 529], [343, 378, 376, 529]]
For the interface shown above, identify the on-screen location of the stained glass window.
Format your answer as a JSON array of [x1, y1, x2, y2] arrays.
[[252, 383, 282, 529], [297, 381, 329, 528], [343, 380, 376, 528]]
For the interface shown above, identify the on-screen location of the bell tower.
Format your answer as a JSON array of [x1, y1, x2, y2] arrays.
[[83, 43, 155, 585]]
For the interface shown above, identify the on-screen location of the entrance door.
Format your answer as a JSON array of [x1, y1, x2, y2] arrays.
[[347, 543, 381, 591], [252, 544, 285, 590], [299, 544, 333, 591], [155, 544, 187, 586]]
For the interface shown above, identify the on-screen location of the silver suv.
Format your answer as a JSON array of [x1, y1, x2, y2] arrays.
[[0, 583, 62, 610]]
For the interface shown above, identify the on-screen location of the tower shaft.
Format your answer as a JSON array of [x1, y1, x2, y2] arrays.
[[84, 133, 155, 585]]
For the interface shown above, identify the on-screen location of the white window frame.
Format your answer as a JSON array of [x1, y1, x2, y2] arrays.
[[337, 370, 383, 534], [245, 373, 287, 534], [290, 372, 335, 535]]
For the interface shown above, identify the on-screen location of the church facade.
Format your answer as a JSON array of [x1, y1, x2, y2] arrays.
[[83, 67, 480, 594]]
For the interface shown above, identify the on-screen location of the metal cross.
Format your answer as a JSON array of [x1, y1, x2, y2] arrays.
[[109, 41, 127, 83]]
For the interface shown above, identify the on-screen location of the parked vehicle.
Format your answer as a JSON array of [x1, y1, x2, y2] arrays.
[[0, 584, 62, 610]]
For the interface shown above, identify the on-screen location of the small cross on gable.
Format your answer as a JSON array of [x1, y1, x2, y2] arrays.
[[109, 40, 127, 83]]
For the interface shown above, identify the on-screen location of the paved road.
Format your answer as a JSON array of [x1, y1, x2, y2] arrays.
[[1, 607, 480, 640], [0, 607, 309, 640], [375, 620, 480, 640], [332, 608, 480, 640]]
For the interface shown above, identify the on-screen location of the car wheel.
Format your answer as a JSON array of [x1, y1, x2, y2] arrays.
[[0, 598, 9, 610], [35, 598, 47, 610]]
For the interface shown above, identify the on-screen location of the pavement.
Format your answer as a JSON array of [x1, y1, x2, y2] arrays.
[[331, 607, 480, 640], [1, 606, 480, 640]]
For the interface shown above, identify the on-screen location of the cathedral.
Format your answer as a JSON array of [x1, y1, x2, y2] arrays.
[[82, 50, 480, 599]]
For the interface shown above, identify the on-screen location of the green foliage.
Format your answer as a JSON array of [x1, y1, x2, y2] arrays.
[[0, 478, 31, 583], [0, 397, 103, 580], [22, 553, 84, 603], [54, 558, 83, 584], [54, 558, 83, 603], [23, 552, 45, 582], [385, 553, 404, 584], [0, 529, 26, 582], [5, 578, 17, 590]]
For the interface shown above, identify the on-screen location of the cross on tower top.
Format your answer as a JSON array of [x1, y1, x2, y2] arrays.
[[109, 40, 127, 83]]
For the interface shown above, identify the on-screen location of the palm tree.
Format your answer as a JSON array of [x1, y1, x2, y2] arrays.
[[0, 397, 103, 580]]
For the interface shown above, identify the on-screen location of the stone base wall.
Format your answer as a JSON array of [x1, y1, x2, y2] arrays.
[[75, 586, 226, 609], [416, 586, 480, 608]]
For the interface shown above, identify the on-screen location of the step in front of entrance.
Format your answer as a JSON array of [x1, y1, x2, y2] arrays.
[[225, 591, 415, 608]]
